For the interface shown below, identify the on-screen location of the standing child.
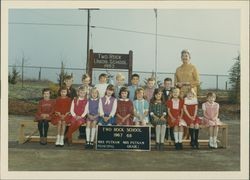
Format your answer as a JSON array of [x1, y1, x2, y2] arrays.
[[202, 92, 222, 149], [149, 89, 167, 151], [163, 77, 175, 141], [133, 87, 149, 126], [65, 86, 88, 146], [183, 89, 201, 149], [114, 73, 125, 99], [95, 73, 109, 98], [144, 77, 156, 103], [35, 88, 55, 145], [86, 87, 100, 149], [51, 86, 72, 147], [166, 88, 187, 150], [98, 84, 117, 125], [128, 74, 140, 101], [78, 73, 93, 139], [116, 87, 134, 125]]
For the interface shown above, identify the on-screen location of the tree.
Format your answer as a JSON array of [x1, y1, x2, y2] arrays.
[[8, 66, 20, 84], [228, 54, 240, 103], [57, 61, 69, 86]]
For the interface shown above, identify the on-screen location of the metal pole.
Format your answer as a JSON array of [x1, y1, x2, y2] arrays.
[[154, 9, 158, 81], [86, 9, 90, 74]]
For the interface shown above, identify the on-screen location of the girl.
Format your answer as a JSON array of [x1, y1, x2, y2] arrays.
[[51, 86, 72, 147], [86, 87, 100, 149], [65, 86, 88, 146], [116, 87, 134, 125], [166, 88, 186, 150], [133, 87, 149, 126], [183, 89, 201, 149], [114, 73, 125, 99], [98, 84, 117, 125], [202, 92, 222, 149], [149, 89, 167, 151], [35, 88, 55, 145]]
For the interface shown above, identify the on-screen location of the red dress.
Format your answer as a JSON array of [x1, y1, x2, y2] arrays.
[[166, 98, 184, 128], [183, 97, 201, 125], [51, 97, 72, 125], [116, 99, 134, 125], [35, 99, 55, 121]]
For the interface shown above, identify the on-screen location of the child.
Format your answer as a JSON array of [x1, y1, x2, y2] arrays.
[[144, 77, 156, 103], [149, 89, 167, 151], [98, 84, 117, 125], [65, 86, 88, 146], [35, 88, 55, 145], [51, 86, 72, 147], [166, 88, 186, 150], [116, 87, 134, 125], [128, 74, 140, 101], [163, 77, 175, 141], [58, 75, 77, 100], [86, 87, 100, 149], [202, 92, 222, 149], [95, 73, 109, 98], [133, 87, 149, 126], [114, 73, 125, 99], [183, 89, 201, 149], [78, 73, 93, 139]]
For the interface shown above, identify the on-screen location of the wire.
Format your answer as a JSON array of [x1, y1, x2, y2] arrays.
[[9, 22, 240, 46]]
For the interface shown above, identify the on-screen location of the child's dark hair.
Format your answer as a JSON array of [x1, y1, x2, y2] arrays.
[[42, 88, 51, 94], [131, 73, 140, 80], [119, 87, 130, 98], [59, 85, 68, 92], [64, 75, 73, 80], [150, 88, 164, 104], [147, 77, 155, 82], [164, 77, 172, 82], [82, 74, 90, 81], [105, 84, 115, 97], [206, 92, 216, 98], [99, 73, 107, 80]]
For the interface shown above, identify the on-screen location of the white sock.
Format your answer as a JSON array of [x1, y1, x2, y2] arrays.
[[213, 136, 218, 148], [86, 127, 90, 142], [178, 132, 183, 143], [160, 125, 166, 143], [60, 135, 64, 145], [90, 128, 96, 142], [174, 132, 179, 143], [155, 125, 161, 143], [209, 137, 214, 147], [55, 135, 60, 145]]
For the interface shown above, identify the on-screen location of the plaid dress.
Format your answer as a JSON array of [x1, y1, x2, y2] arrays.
[[149, 102, 167, 125]]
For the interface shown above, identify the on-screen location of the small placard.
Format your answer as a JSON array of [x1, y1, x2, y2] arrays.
[[96, 125, 151, 151]]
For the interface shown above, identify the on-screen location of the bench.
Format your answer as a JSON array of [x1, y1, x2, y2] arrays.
[[18, 120, 228, 148]]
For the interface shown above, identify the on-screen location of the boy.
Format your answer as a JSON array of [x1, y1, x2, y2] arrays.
[[95, 73, 109, 98], [144, 77, 156, 102], [163, 77, 175, 141], [128, 74, 140, 101]]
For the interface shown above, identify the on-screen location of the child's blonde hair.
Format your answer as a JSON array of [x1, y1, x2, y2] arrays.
[[135, 87, 145, 100], [186, 88, 196, 97], [116, 73, 125, 81], [90, 87, 99, 99]]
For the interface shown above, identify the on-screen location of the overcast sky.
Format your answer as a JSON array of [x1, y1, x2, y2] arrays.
[[8, 9, 240, 86]]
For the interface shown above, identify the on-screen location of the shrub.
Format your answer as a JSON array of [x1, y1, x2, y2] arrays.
[[8, 66, 20, 84]]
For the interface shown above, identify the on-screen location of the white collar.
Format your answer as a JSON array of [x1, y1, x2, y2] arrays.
[[119, 98, 129, 101]]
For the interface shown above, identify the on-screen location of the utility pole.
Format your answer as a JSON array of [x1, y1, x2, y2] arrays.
[[154, 9, 158, 82], [79, 8, 99, 75]]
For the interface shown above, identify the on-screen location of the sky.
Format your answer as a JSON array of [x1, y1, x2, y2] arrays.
[[8, 9, 240, 87]]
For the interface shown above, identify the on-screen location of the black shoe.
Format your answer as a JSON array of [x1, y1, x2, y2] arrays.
[[156, 143, 160, 150], [85, 141, 90, 149], [160, 143, 164, 151], [195, 142, 199, 149], [175, 143, 179, 150], [190, 140, 195, 149], [89, 142, 94, 149]]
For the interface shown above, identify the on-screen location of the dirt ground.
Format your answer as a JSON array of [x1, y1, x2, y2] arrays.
[[8, 115, 240, 172]]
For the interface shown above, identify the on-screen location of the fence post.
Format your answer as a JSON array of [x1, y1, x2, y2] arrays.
[[225, 81, 227, 90], [216, 75, 218, 91], [38, 67, 41, 81]]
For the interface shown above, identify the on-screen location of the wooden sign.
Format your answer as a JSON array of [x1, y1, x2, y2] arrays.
[[96, 125, 151, 151]]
